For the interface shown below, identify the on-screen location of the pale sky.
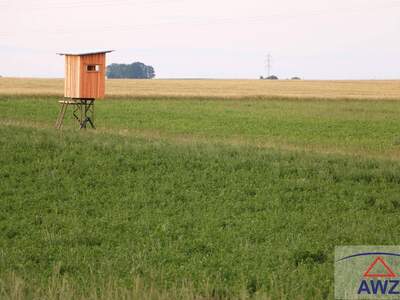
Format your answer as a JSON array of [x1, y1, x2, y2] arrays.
[[0, 0, 399, 79]]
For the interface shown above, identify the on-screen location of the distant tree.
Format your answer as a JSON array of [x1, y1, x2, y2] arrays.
[[259, 76, 264, 80], [107, 62, 155, 79], [266, 75, 278, 80], [291, 77, 301, 80]]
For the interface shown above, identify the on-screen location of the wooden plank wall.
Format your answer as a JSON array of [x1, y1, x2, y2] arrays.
[[79, 53, 106, 99], [64, 56, 80, 98]]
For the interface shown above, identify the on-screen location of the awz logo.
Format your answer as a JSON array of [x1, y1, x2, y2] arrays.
[[357, 256, 400, 295], [335, 248, 400, 299]]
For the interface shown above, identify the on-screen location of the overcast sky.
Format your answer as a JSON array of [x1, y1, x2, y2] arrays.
[[0, 0, 399, 79]]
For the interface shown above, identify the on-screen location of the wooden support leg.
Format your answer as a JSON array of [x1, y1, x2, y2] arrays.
[[58, 103, 68, 129], [55, 105, 61, 128], [55, 102, 68, 129]]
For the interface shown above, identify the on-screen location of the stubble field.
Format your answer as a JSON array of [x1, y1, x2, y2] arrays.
[[1, 77, 400, 99]]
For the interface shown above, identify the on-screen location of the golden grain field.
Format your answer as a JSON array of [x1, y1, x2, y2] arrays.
[[1, 77, 399, 99]]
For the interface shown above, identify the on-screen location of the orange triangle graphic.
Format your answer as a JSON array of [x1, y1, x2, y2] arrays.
[[364, 256, 397, 278]]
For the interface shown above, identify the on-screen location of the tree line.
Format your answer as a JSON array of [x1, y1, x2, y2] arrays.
[[106, 62, 155, 79]]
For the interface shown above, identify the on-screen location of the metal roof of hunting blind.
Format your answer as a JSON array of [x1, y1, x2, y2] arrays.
[[57, 50, 114, 56]]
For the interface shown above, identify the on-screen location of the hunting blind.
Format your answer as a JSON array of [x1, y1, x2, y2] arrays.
[[55, 50, 114, 129]]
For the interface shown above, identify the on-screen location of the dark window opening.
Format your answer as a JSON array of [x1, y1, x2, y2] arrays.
[[87, 65, 100, 72]]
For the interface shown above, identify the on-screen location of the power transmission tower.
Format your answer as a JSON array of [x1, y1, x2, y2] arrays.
[[266, 53, 271, 78]]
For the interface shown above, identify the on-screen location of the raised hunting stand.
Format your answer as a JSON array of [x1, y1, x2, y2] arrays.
[[55, 50, 114, 129]]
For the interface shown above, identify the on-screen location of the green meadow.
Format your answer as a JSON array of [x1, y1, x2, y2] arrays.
[[1, 95, 400, 299]]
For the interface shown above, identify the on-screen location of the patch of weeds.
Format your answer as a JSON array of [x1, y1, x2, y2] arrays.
[[293, 250, 327, 266]]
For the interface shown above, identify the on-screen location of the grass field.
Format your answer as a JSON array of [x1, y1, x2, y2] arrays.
[[1, 78, 400, 299]]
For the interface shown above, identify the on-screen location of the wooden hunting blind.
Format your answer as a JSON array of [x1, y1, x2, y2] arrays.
[[55, 50, 114, 129]]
